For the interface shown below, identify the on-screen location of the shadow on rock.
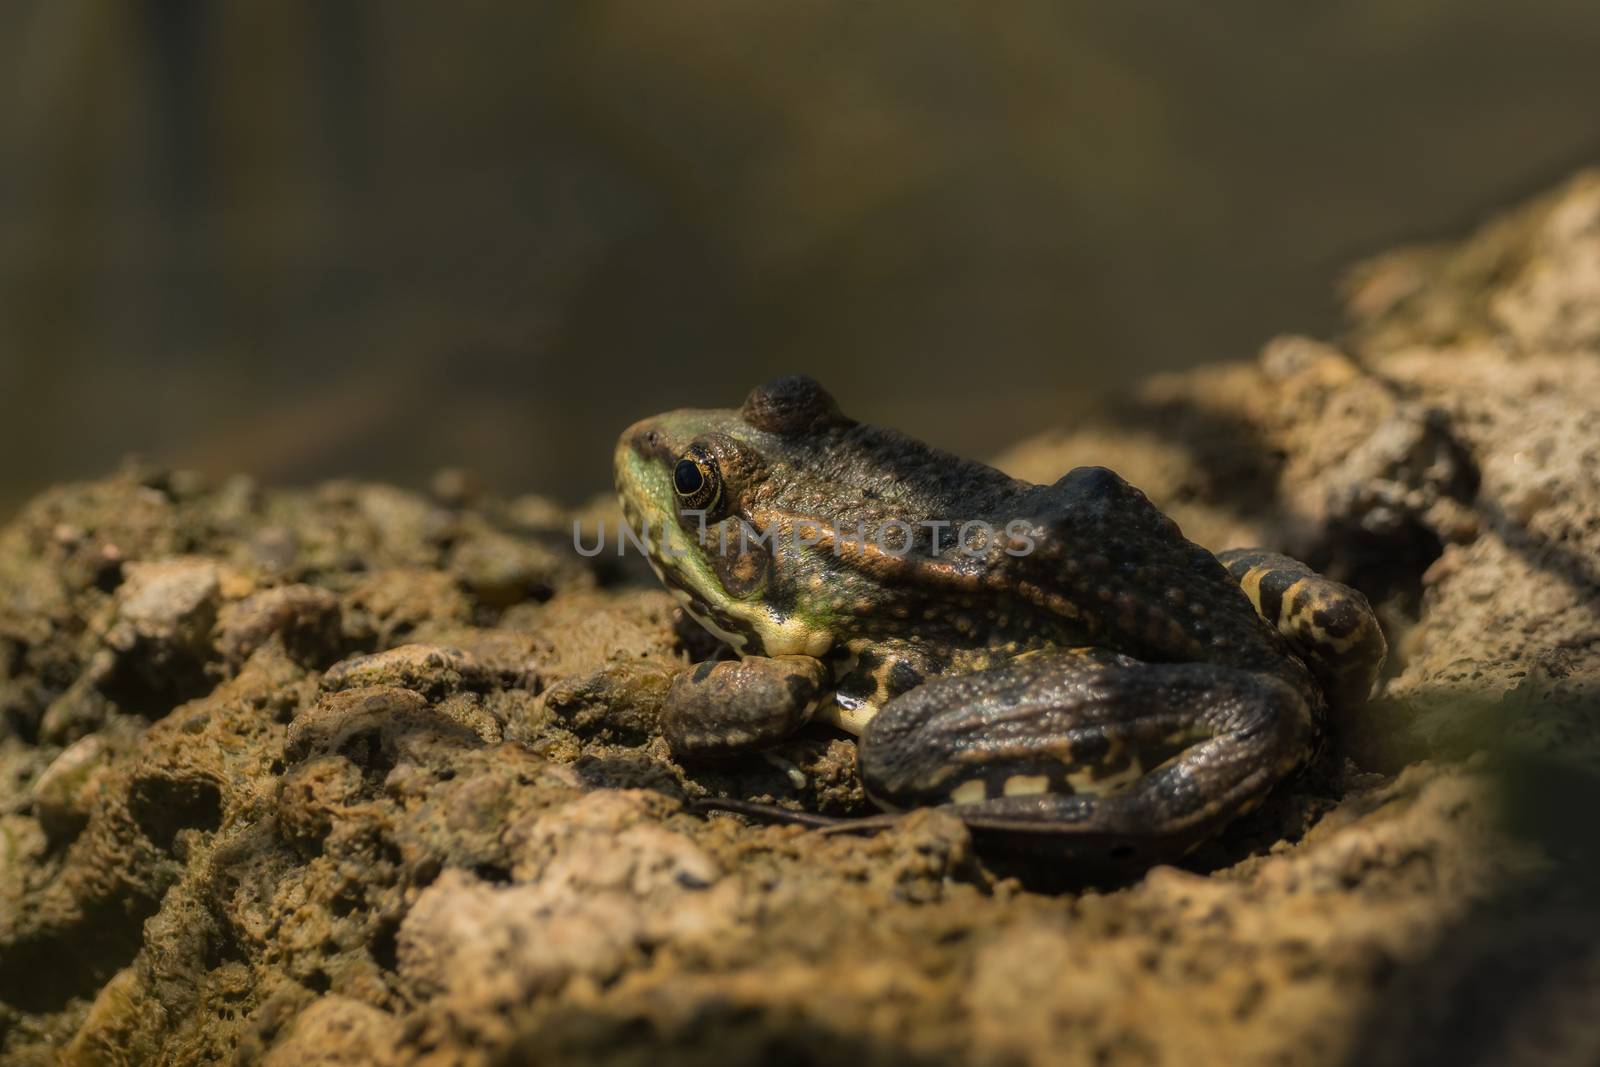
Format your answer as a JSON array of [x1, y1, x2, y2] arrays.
[[1341, 746, 1600, 1067]]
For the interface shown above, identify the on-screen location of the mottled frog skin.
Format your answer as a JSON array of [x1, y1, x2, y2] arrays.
[[615, 376, 1386, 859]]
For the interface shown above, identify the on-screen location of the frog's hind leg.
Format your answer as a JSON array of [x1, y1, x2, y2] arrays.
[[856, 649, 1315, 859], [1217, 549, 1387, 707]]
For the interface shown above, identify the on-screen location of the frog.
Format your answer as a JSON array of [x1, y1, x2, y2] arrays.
[[614, 375, 1386, 861]]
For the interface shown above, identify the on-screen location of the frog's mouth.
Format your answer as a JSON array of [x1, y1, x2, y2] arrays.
[[614, 416, 834, 659], [614, 418, 761, 654]]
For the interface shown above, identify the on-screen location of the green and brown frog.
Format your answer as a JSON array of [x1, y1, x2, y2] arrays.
[[614, 376, 1386, 860]]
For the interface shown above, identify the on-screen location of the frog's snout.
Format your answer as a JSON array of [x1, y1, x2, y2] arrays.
[[616, 417, 698, 536], [617, 417, 682, 471], [615, 418, 664, 489]]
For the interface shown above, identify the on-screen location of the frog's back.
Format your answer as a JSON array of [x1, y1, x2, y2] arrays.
[[1014, 467, 1309, 689], [755, 418, 1028, 533]]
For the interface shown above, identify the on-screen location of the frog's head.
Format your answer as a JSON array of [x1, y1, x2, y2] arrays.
[[614, 375, 857, 657]]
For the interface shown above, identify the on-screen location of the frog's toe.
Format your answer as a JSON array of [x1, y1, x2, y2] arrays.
[[1218, 549, 1387, 707], [857, 651, 1314, 858]]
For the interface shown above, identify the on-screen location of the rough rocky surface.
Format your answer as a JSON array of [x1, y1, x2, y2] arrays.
[[4, 173, 1600, 1066]]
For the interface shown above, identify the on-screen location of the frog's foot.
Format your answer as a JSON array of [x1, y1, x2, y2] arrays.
[[1217, 549, 1387, 707], [662, 654, 829, 758], [822, 638, 947, 736], [689, 796, 903, 832], [856, 649, 1314, 859]]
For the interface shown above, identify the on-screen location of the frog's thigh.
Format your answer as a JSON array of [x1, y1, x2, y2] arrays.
[[1217, 548, 1387, 706], [662, 655, 829, 758], [856, 650, 1313, 852]]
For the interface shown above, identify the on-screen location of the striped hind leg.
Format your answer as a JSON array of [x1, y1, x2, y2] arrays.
[[1216, 549, 1387, 707], [856, 648, 1316, 860]]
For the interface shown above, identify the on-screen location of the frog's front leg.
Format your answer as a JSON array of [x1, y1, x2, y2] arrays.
[[856, 648, 1314, 858], [662, 654, 830, 758]]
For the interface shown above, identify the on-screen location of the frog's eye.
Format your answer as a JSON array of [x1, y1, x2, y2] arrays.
[[672, 445, 722, 513], [741, 374, 849, 434]]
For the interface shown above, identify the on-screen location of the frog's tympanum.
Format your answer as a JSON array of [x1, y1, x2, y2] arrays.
[[615, 376, 1386, 860]]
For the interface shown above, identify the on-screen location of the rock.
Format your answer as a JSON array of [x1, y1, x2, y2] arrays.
[[339, 568, 473, 648], [258, 996, 403, 1067], [320, 644, 491, 697], [396, 795, 721, 1051], [502, 789, 718, 891], [285, 685, 490, 765], [397, 868, 644, 1007], [58, 966, 163, 1066], [215, 584, 342, 669], [447, 517, 590, 607], [0, 814, 47, 923], [544, 660, 676, 742], [107, 558, 221, 659], [30, 735, 110, 840], [496, 587, 688, 680], [99, 558, 223, 710]]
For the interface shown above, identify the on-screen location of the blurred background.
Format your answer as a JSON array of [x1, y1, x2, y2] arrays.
[[3, 0, 1599, 517]]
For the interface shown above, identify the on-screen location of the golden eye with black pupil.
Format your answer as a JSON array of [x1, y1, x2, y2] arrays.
[[672, 445, 722, 513]]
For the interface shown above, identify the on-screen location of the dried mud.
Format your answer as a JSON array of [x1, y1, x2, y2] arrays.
[[5, 173, 1600, 1066]]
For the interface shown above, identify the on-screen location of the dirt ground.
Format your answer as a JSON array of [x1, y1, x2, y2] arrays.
[[3, 173, 1600, 1066]]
